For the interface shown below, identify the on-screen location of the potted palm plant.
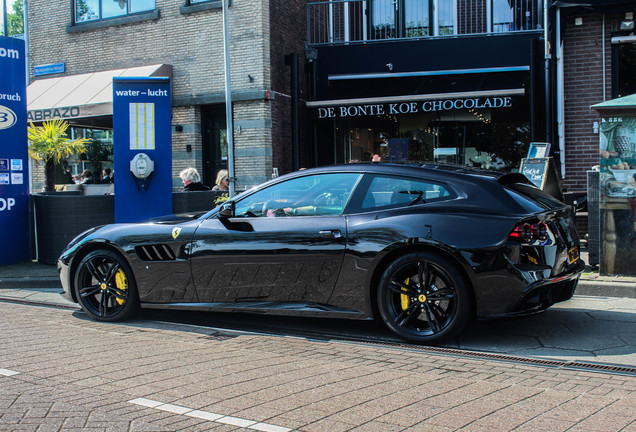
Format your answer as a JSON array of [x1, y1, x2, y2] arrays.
[[27, 119, 89, 192]]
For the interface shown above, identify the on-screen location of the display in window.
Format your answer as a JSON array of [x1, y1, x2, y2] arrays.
[[600, 117, 636, 198]]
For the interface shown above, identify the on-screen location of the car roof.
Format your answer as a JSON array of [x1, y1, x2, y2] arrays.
[[212, 162, 554, 220], [285, 162, 513, 185]]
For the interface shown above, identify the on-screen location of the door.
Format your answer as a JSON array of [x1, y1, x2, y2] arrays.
[[201, 105, 227, 187], [189, 172, 362, 306]]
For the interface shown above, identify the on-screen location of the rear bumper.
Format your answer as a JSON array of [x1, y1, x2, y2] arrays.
[[505, 258, 584, 316], [468, 242, 585, 318]]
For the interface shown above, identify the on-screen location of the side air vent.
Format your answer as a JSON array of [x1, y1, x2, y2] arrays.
[[135, 244, 176, 261]]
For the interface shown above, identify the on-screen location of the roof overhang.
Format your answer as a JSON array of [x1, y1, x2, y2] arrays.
[[592, 93, 636, 113], [27, 64, 172, 125]]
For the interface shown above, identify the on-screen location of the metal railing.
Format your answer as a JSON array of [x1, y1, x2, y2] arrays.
[[307, 0, 544, 45]]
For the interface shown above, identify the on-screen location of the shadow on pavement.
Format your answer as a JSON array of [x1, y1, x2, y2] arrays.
[[66, 297, 636, 368]]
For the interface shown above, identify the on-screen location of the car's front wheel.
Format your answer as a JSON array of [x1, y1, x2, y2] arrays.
[[74, 250, 139, 321], [377, 251, 471, 344]]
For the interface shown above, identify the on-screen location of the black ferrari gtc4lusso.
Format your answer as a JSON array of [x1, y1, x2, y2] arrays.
[[59, 163, 584, 344]]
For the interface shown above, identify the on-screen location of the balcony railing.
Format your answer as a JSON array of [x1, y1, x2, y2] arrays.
[[307, 0, 544, 46]]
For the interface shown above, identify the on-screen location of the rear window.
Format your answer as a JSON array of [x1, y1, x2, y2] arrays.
[[357, 174, 454, 210], [504, 182, 566, 212]]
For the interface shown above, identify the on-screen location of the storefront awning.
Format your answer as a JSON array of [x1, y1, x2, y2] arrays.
[[27, 64, 172, 124], [592, 93, 636, 111]]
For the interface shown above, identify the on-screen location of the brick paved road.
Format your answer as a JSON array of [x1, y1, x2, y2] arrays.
[[1, 302, 635, 432]]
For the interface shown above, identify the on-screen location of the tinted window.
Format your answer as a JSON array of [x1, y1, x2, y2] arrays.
[[234, 173, 361, 217], [360, 175, 452, 210]]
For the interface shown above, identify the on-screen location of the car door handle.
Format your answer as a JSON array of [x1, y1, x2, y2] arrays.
[[319, 230, 342, 239]]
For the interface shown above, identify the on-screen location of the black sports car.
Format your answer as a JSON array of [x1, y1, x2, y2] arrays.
[[58, 163, 584, 344]]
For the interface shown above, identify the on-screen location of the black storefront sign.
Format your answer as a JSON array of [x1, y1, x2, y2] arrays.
[[313, 96, 515, 119]]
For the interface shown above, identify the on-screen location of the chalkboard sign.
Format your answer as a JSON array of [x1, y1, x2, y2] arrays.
[[520, 157, 564, 202], [520, 158, 550, 188]]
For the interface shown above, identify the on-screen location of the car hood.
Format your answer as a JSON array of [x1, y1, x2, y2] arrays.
[[60, 213, 205, 258], [142, 211, 206, 224]]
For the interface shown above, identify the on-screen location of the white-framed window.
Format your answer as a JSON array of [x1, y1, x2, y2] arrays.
[[75, 0, 155, 23]]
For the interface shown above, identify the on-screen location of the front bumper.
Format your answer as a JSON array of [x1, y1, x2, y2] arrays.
[[57, 258, 75, 303]]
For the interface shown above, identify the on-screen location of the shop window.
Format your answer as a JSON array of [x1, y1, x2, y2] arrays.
[[332, 107, 530, 172], [67, 127, 114, 183], [613, 41, 636, 99], [75, 0, 156, 23]]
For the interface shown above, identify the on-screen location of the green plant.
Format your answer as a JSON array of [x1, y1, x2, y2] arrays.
[[6, 0, 24, 36], [214, 193, 229, 207], [28, 119, 90, 192]]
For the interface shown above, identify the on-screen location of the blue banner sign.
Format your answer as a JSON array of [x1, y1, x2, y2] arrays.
[[0, 37, 30, 264], [33, 62, 65, 76], [113, 77, 172, 222]]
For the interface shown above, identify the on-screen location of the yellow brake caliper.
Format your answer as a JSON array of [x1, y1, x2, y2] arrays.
[[400, 277, 410, 310], [114, 269, 128, 305]]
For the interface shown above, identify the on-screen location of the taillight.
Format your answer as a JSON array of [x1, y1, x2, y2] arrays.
[[535, 222, 548, 240], [509, 221, 549, 243]]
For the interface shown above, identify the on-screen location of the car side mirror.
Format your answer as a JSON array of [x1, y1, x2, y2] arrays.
[[218, 201, 234, 218]]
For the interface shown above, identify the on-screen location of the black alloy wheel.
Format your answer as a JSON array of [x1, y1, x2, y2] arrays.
[[74, 250, 139, 321], [377, 251, 470, 344]]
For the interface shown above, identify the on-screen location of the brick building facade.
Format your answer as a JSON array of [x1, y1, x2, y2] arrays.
[[26, 0, 308, 191], [559, 10, 631, 192]]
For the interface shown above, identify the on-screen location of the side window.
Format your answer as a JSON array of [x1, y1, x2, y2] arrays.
[[233, 173, 361, 218], [361, 175, 452, 209]]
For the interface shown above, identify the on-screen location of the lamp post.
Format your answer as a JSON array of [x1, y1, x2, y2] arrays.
[[222, 0, 235, 198], [2, 0, 8, 36]]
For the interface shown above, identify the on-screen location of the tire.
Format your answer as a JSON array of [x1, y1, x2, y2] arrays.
[[377, 251, 471, 344], [73, 250, 139, 321]]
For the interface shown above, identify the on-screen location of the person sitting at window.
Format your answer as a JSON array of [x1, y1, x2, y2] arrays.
[[101, 168, 113, 184], [180, 167, 210, 191], [80, 169, 93, 184]]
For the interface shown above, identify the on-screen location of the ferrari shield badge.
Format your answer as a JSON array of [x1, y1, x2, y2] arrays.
[[171, 227, 182, 239]]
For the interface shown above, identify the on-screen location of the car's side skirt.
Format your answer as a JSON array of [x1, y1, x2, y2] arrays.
[[140, 301, 371, 319]]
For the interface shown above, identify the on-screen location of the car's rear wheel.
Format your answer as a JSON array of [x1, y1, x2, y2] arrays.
[[377, 251, 470, 344], [74, 250, 139, 321]]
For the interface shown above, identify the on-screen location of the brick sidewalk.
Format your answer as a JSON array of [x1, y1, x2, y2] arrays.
[[1, 303, 634, 431]]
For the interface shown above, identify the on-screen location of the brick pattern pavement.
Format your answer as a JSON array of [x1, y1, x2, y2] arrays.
[[1, 302, 635, 432]]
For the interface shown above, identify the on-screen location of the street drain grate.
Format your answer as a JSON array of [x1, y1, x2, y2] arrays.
[[347, 339, 636, 376]]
